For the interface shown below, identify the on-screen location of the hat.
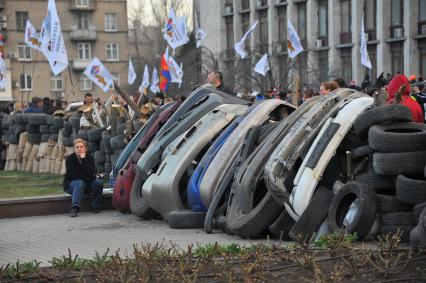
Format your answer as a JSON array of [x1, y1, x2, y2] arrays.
[[386, 74, 411, 101], [53, 109, 65, 116], [409, 74, 417, 81]]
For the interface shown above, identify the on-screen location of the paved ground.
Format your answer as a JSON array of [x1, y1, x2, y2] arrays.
[[0, 211, 273, 267]]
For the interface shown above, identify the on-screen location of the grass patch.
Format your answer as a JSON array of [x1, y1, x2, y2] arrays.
[[0, 171, 64, 199]]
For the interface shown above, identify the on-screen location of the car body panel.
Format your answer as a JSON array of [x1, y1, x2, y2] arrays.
[[289, 96, 373, 219], [142, 104, 248, 220]]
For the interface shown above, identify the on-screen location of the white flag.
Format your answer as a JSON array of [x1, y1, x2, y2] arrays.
[[164, 7, 189, 50], [139, 64, 150, 92], [44, 0, 68, 75], [150, 67, 160, 93], [24, 20, 42, 51], [128, 59, 137, 85], [234, 21, 258, 59], [164, 49, 183, 87], [83, 57, 114, 92], [0, 56, 6, 89], [360, 19, 372, 69], [287, 20, 304, 59], [254, 54, 270, 77], [195, 16, 206, 48]]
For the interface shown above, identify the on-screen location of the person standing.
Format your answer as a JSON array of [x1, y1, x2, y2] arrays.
[[24, 97, 43, 113], [207, 71, 234, 95], [63, 139, 103, 217]]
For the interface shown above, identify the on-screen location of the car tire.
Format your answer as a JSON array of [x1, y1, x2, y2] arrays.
[[53, 116, 64, 128], [88, 128, 103, 143], [68, 116, 81, 132], [396, 174, 426, 205], [353, 104, 413, 139], [110, 135, 125, 150], [368, 122, 426, 153], [268, 208, 295, 239], [380, 226, 413, 243], [49, 134, 58, 142], [39, 124, 50, 134], [25, 124, 39, 134], [354, 169, 395, 193], [168, 210, 206, 229], [414, 202, 426, 224], [62, 136, 73, 147], [63, 121, 73, 133], [28, 114, 47, 126], [410, 225, 426, 248], [327, 181, 377, 240], [129, 168, 160, 219], [339, 132, 368, 152], [381, 212, 416, 227], [376, 194, 412, 214], [350, 145, 372, 159], [88, 142, 99, 153], [28, 133, 41, 144], [41, 134, 50, 143], [50, 125, 61, 134], [94, 151, 106, 163], [77, 129, 89, 141], [116, 123, 127, 136], [373, 151, 426, 176]]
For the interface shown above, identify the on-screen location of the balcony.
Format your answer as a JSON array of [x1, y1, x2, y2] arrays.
[[256, 0, 268, 9], [69, 0, 96, 11], [340, 32, 352, 44], [223, 5, 234, 16], [365, 29, 376, 41], [315, 36, 328, 48], [71, 59, 91, 71], [390, 26, 404, 38], [418, 21, 426, 36], [0, 0, 5, 9], [70, 26, 97, 41]]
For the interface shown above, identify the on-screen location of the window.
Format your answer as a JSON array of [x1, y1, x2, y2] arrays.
[[391, 0, 403, 26], [77, 43, 91, 60], [278, 55, 288, 86], [241, 13, 250, 51], [420, 46, 426, 77], [51, 76, 63, 98], [105, 13, 117, 31], [421, 0, 426, 21], [297, 2, 307, 42], [318, 50, 329, 82], [277, 7, 287, 44], [241, 0, 250, 10], [16, 11, 28, 31], [77, 13, 90, 30], [366, 45, 377, 82], [390, 42, 404, 75], [318, 0, 328, 38], [17, 45, 31, 61], [106, 43, 119, 60], [225, 17, 234, 59], [364, 0, 376, 40], [80, 77, 92, 91], [110, 72, 119, 89], [20, 74, 32, 90], [341, 48, 352, 83], [75, 0, 89, 7], [224, 0, 233, 14], [258, 10, 268, 53], [340, 0, 351, 33]]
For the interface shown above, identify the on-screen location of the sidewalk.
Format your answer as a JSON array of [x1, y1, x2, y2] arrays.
[[0, 211, 270, 267]]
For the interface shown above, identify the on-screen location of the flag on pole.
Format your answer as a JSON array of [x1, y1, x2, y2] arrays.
[[287, 20, 304, 59], [128, 59, 137, 85], [163, 7, 189, 50], [139, 64, 150, 93], [41, 0, 68, 75], [234, 21, 258, 59], [360, 19, 372, 69], [24, 20, 42, 51], [83, 57, 114, 92], [254, 54, 270, 77], [195, 16, 206, 48], [0, 56, 6, 89], [150, 67, 160, 93], [159, 49, 171, 91]]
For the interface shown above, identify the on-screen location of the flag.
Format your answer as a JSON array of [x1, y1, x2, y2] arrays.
[[128, 59, 137, 85], [195, 16, 206, 48], [159, 49, 171, 91], [254, 54, 270, 76], [234, 21, 258, 59], [164, 51, 183, 87], [287, 20, 304, 59], [24, 20, 42, 51], [83, 57, 114, 92], [139, 64, 150, 93], [42, 0, 68, 75], [150, 67, 160, 93], [360, 19, 372, 69], [163, 7, 189, 50], [0, 34, 5, 58], [0, 56, 6, 89]]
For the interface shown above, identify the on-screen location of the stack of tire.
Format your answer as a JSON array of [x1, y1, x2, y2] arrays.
[[333, 104, 426, 244]]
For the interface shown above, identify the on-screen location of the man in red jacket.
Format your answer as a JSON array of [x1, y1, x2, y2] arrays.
[[386, 74, 423, 123]]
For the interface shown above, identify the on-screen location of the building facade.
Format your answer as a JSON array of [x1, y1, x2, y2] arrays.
[[199, 0, 426, 91], [0, 0, 129, 103]]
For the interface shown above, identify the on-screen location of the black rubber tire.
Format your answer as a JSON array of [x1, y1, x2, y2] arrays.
[[96, 163, 105, 174], [53, 116, 64, 128], [414, 203, 426, 224], [380, 226, 413, 243], [77, 129, 89, 141], [129, 168, 161, 219], [102, 134, 112, 154], [14, 113, 28, 124], [104, 162, 112, 174], [353, 104, 412, 139], [116, 123, 127, 136], [63, 121, 73, 133], [350, 145, 372, 159], [49, 125, 61, 134], [46, 115, 54, 125], [28, 114, 47, 126], [88, 142, 100, 153], [14, 124, 26, 138], [62, 136, 73, 147], [39, 124, 50, 134], [62, 130, 71, 138], [396, 175, 426, 205], [41, 134, 50, 143], [381, 212, 416, 226], [168, 210, 206, 229], [327, 181, 377, 240], [88, 128, 103, 143], [110, 135, 125, 150], [289, 187, 334, 241], [94, 151, 106, 163], [410, 225, 426, 248], [28, 133, 41, 144], [425, 164, 426, 178], [268, 209, 295, 239], [373, 151, 426, 176], [354, 169, 396, 193], [69, 116, 81, 132], [368, 123, 426, 153], [25, 124, 39, 134], [339, 132, 368, 152], [376, 194, 412, 213], [49, 134, 58, 142]]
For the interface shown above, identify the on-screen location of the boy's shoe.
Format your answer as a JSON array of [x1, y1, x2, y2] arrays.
[[90, 207, 100, 214], [69, 208, 78, 217]]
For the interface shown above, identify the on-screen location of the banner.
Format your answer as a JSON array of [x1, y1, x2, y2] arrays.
[[128, 59, 137, 85], [0, 56, 6, 89], [159, 49, 171, 91], [287, 20, 304, 59], [83, 57, 114, 92], [163, 7, 189, 50], [25, 20, 42, 51], [139, 64, 150, 93], [164, 48, 183, 87], [254, 54, 270, 76], [150, 67, 160, 94], [234, 21, 258, 59], [360, 19, 372, 69]]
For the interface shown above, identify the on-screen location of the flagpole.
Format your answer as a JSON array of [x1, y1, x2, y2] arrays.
[[67, 65, 76, 100]]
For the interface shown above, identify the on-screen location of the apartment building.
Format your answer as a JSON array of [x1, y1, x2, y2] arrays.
[[0, 0, 129, 102], [199, 0, 426, 91]]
